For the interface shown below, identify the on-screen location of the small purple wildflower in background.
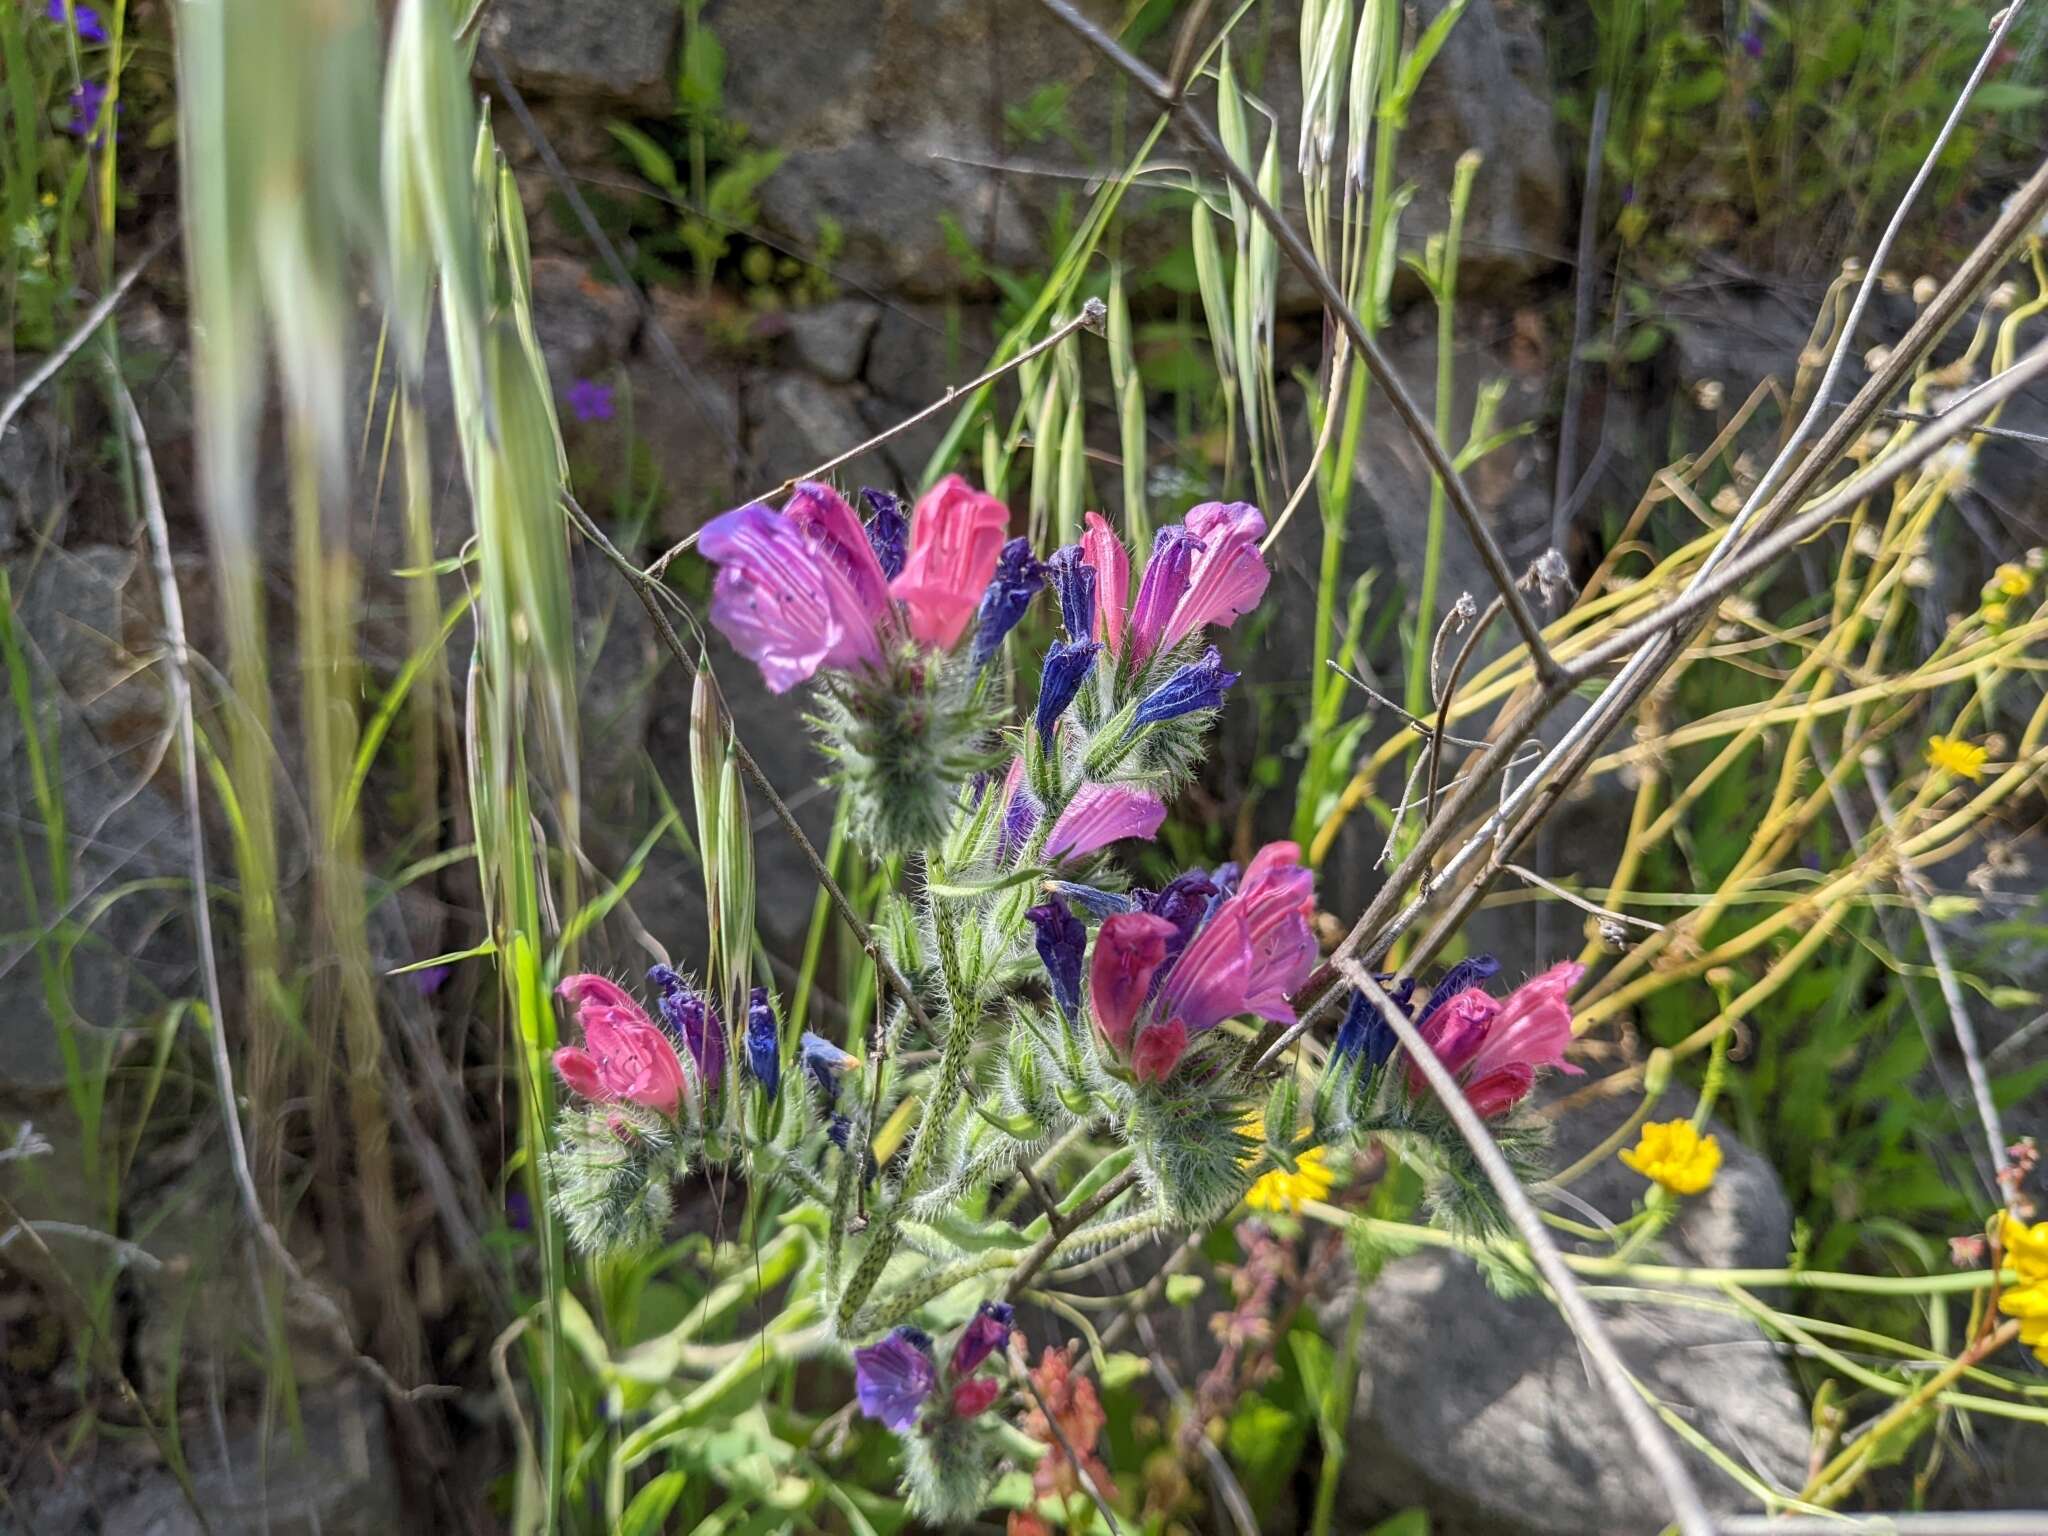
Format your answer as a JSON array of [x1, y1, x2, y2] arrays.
[[413, 962, 454, 998], [1620, 183, 1638, 207], [1738, 26, 1764, 58], [505, 1189, 532, 1233], [563, 377, 614, 423], [46, 0, 107, 43], [66, 80, 108, 140]]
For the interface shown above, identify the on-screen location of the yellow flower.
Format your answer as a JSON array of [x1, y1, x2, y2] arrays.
[[1998, 1212, 2048, 1365], [1619, 1119, 1722, 1196], [1992, 563, 2034, 599], [39, 191, 57, 208], [1983, 602, 2011, 627], [1245, 1145, 1335, 1214], [1926, 735, 1988, 781], [1240, 1114, 1336, 1214]]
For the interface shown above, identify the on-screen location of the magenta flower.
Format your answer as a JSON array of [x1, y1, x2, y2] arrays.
[[891, 474, 1011, 650], [951, 1376, 1001, 1416], [787, 480, 893, 615], [950, 1300, 1014, 1375], [1082, 842, 1318, 1082], [552, 975, 688, 1115], [697, 497, 884, 693], [1082, 503, 1268, 668], [1080, 511, 1130, 656], [854, 1327, 937, 1430], [1043, 782, 1166, 864], [1405, 960, 1584, 1117]]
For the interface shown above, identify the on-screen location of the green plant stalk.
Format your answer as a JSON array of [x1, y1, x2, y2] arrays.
[[788, 803, 849, 1035], [1402, 150, 1478, 718], [1309, 1293, 1367, 1536]]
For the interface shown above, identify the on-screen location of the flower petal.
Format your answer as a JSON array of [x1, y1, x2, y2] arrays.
[[1160, 501, 1269, 653], [1088, 912, 1177, 1051], [1081, 512, 1130, 656], [1043, 783, 1165, 863], [892, 474, 1011, 649]]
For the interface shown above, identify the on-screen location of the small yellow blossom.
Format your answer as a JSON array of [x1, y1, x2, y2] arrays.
[[1984, 602, 2011, 628], [1240, 1114, 1336, 1214], [1926, 735, 1989, 781], [1245, 1145, 1335, 1214], [40, 191, 57, 208], [1619, 1119, 1722, 1196], [1993, 563, 2034, 599], [1997, 1212, 2048, 1365]]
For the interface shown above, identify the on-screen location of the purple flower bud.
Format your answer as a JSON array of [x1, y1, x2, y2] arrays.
[[970, 537, 1047, 669], [66, 80, 109, 141], [1738, 25, 1763, 58], [800, 1030, 860, 1104], [564, 378, 614, 423], [859, 488, 909, 580], [1332, 975, 1414, 1067], [1127, 526, 1203, 665], [649, 966, 725, 1091], [949, 1300, 1014, 1376], [505, 1189, 532, 1232], [745, 986, 781, 1100], [1026, 900, 1087, 1026], [1046, 545, 1097, 641], [1036, 638, 1100, 747], [1043, 880, 1134, 918], [854, 1327, 937, 1430], [1133, 645, 1239, 727]]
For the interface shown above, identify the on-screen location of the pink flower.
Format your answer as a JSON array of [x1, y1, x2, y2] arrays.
[[1162, 502, 1269, 654], [891, 474, 1011, 650], [1081, 512, 1130, 656], [1159, 842, 1315, 1030], [786, 480, 892, 615], [1043, 783, 1167, 863], [1081, 843, 1320, 1084], [698, 498, 883, 692], [553, 975, 688, 1115], [1089, 912, 1176, 1051], [1406, 961, 1584, 1118], [952, 1376, 1001, 1417]]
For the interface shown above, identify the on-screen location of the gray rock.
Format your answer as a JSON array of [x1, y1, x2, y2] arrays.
[[478, 0, 682, 107], [747, 371, 892, 491], [0, 545, 194, 1094], [15, 1380, 405, 1535], [784, 299, 881, 384], [1335, 1081, 1808, 1536]]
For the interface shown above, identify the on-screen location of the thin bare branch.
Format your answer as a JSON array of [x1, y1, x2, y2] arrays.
[[1036, 0, 1569, 687], [1502, 863, 1664, 933], [1332, 960, 1717, 1536], [0, 233, 170, 444]]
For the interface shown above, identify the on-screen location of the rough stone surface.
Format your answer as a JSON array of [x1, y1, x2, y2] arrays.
[[783, 298, 881, 384], [14, 1381, 404, 1535], [1334, 1080, 1808, 1536], [0, 545, 194, 1094], [479, 0, 683, 108]]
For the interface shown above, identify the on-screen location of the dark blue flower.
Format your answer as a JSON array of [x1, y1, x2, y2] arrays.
[[1140, 870, 1221, 966], [563, 378, 613, 423], [46, 0, 107, 42], [745, 986, 781, 1100], [505, 1188, 532, 1232], [1738, 25, 1763, 58], [1026, 900, 1086, 1026], [859, 488, 909, 580], [1133, 646, 1238, 727], [1046, 544, 1097, 641], [970, 537, 1047, 669], [1043, 880, 1134, 918], [950, 1301, 1014, 1375], [1333, 976, 1415, 1067], [66, 80, 108, 141], [853, 1327, 937, 1430], [1416, 954, 1501, 1025], [800, 1030, 860, 1103], [649, 965, 724, 1091], [1036, 638, 1100, 747]]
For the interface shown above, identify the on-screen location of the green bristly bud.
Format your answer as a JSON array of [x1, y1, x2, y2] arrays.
[[547, 1103, 685, 1258]]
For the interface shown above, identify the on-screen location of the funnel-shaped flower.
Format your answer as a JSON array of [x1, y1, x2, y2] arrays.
[[854, 1327, 937, 1430], [800, 1031, 861, 1105], [1080, 512, 1130, 655], [1406, 961, 1584, 1117], [951, 1300, 1015, 1376], [1043, 782, 1165, 864], [1126, 526, 1202, 666], [1161, 502, 1269, 654], [553, 975, 687, 1114], [698, 498, 884, 692], [1082, 843, 1318, 1084], [892, 474, 1011, 649]]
